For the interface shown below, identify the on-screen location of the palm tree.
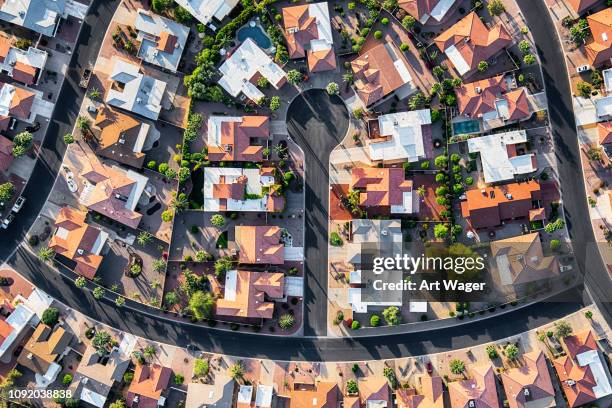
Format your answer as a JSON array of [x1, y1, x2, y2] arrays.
[[143, 345, 157, 360], [229, 362, 245, 380], [137, 231, 153, 246], [342, 72, 354, 84], [273, 144, 288, 159], [170, 192, 189, 212], [417, 185, 426, 197], [38, 247, 55, 262]]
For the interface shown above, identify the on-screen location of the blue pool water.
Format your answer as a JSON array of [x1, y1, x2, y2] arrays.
[[237, 25, 272, 49], [453, 120, 481, 135]]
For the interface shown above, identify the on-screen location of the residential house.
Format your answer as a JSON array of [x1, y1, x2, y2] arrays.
[[490, 232, 559, 287], [216, 270, 284, 320], [456, 75, 531, 130], [282, 2, 336, 72], [16, 323, 72, 388], [0, 36, 47, 85], [0, 0, 67, 37], [0, 302, 36, 363], [206, 115, 270, 162], [218, 38, 287, 103], [585, 8, 612, 68], [553, 330, 612, 407], [0, 82, 35, 131], [105, 57, 167, 120], [566, 0, 600, 16], [237, 384, 275, 407], [350, 167, 417, 215], [235, 225, 284, 265], [448, 365, 500, 408], [501, 350, 556, 408], [48, 206, 109, 279], [435, 12, 512, 77], [367, 109, 432, 163], [351, 42, 417, 106], [173, 0, 239, 25], [185, 376, 236, 408], [467, 130, 537, 184], [94, 107, 150, 169], [0, 134, 13, 173], [126, 363, 172, 408], [344, 377, 391, 408], [203, 167, 284, 212], [78, 155, 148, 229], [598, 121, 612, 157], [398, 0, 457, 24], [460, 180, 542, 229], [395, 375, 444, 408], [71, 333, 136, 408], [134, 9, 189, 72], [287, 381, 340, 407]]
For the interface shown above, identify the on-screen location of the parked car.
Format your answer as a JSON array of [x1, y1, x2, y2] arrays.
[[560, 265, 573, 272], [12, 196, 25, 213], [576, 65, 591, 73], [2, 213, 14, 229], [25, 122, 40, 133]]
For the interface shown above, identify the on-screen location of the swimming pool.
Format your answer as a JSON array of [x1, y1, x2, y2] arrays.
[[237, 24, 272, 49], [453, 119, 481, 135]]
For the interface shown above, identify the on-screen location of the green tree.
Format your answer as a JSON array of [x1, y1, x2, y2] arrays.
[[346, 379, 358, 394], [330, 232, 343, 246], [189, 291, 214, 320], [487, 0, 505, 16], [161, 210, 174, 222], [164, 291, 180, 307], [41, 307, 59, 326], [408, 92, 425, 110], [370, 314, 381, 327], [402, 15, 416, 30], [570, 19, 589, 44], [434, 223, 450, 239], [193, 358, 209, 377], [109, 400, 126, 408], [64, 133, 75, 144], [279, 313, 295, 330], [38, 246, 55, 262], [75, 276, 87, 288], [153, 259, 166, 273], [115, 297, 126, 307], [77, 115, 91, 132], [62, 373, 73, 385], [229, 362, 245, 379], [326, 82, 340, 95], [137, 231, 153, 246], [550, 239, 561, 251], [0, 182, 14, 202], [477, 61, 489, 72], [93, 287, 105, 300], [434, 155, 448, 169], [287, 69, 301, 85], [518, 40, 531, 54], [92, 330, 112, 355], [505, 343, 519, 359], [214, 256, 234, 277], [342, 72, 354, 84], [143, 345, 157, 359], [486, 345, 498, 359], [210, 214, 226, 228], [523, 54, 536, 65], [450, 359, 465, 375], [554, 321, 573, 338], [382, 306, 401, 325], [576, 81, 593, 98], [269, 96, 281, 111]]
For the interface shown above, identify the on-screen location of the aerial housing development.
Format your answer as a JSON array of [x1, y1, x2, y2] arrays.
[[0, 0, 610, 407]]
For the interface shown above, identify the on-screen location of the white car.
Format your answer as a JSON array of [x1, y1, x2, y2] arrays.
[[576, 65, 591, 73], [1, 213, 14, 229], [560, 265, 573, 272], [12, 196, 25, 213]]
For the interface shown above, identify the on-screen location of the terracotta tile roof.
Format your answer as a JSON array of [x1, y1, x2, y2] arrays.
[[350, 377, 391, 406], [460, 180, 542, 229], [564, 330, 598, 359], [216, 270, 284, 319], [351, 42, 411, 106], [598, 121, 612, 145], [501, 351, 555, 408], [398, 0, 446, 22], [351, 167, 413, 208], [127, 364, 172, 408], [12, 61, 37, 85], [48, 207, 105, 279], [448, 365, 499, 408], [207, 116, 269, 162], [235, 225, 284, 265], [566, 0, 600, 15], [490, 232, 559, 285], [586, 8, 612, 67], [212, 175, 247, 200], [396, 376, 444, 408], [1, 82, 35, 120], [288, 382, 339, 408], [157, 32, 178, 54], [0, 318, 12, 346], [505, 88, 530, 121], [94, 107, 147, 169], [0, 36, 10, 62], [283, 5, 319, 59], [435, 12, 512, 74], [553, 355, 597, 408], [456, 75, 507, 117], [17, 324, 73, 376], [0, 134, 13, 173], [308, 48, 337, 72]]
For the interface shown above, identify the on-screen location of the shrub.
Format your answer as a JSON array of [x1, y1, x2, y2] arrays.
[[400, 43, 409, 51], [351, 320, 361, 330], [505, 344, 519, 360], [210, 214, 226, 228], [330, 232, 343, 246], [486, 345, 498, 359], [41, 307, 59, 326], [576, 81, 593, 98], [279, 313, 295, 330], [346, 379, 358, 394], [374, 30, 383, 40], [63, 133, 74, 144], [382, 306, 401, 325], [449, 359, 465, 374], [550, 239, 561, 251], [189, 291, 214, 320], [381, 17, 389, 25], [585, 310, 593, 319], [269, 96, 281, 111], [174, 373, 184, 384], [62, 373, 73, 385], [93, 287, 105, 300], [326, 82, 340, 95], [477, 61, 488, 72], [370, 314, 381, 327], [194, 358, 209, 377]]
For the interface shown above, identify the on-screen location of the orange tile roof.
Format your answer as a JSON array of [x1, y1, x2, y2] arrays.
[[157, 32, 177, 54], [457, 75, 507, 117], [448, 365, 499, 408], [460, 180, 542, 229], [0, 36, 10, 62], [48, 207, 105, 279], [505, 88, 530, 121], [212, 175, 247, 200], [351, 167, 413, 209], [216, 270, 284, 319], [127, 364, 172, 408], [566, 0, 600, 14], [0, 134, 13, 173], [207, 116, 269, 162], [396, 376, 444, 408], [351, 42, 411, 106], [288, 382, 339, 408], [564, 330, 598, 359], [283, 5, 319, 59], [1, 82, 35, 120], [553, 355, 597, 408], [586, 8, 612, 67], [598, 121, 612, 145], [12, 61, 37, 85], [235, 225, 284, 265], [94, 107, 146, 169], [351, 377, 391, 406], [0, 318, 13, 347], [17, 324, 73, 376], [398, 0, 447, 22], [435, 12, 512, 74], [308, 48, 337, 72], [501, 351, 555, 408]]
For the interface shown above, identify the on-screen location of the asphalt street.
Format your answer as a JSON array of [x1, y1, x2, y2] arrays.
[[286, 89, 350, 336]]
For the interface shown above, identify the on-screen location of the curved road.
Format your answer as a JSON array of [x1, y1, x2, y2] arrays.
[[0, 0, 605, 361]]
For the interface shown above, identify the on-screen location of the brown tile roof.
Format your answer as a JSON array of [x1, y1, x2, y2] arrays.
[[490, 232, 559, 285], [351, 167, 413, 209], [448, 365, 499, 408], [216, 270, 284, 319], [566, 0, 600, 15], [598, 121, 612, 145], [0, 318, 13, 346], [0, 134, 13, 173], [127, 364, 172, 408], [460, 181, 542, 229], [283, 5, 319, 59], [457, 75, 507, 117], [308, 48, 337, 72], [212, 175, 247, 200], [207, 116, 269, 162], [94, 107, 147, 169], [288, 382, 339, 408], [351, 42, 411, 106], [235, 225, 284, 265], [505, 88, 530, 121], [1, 82, 35, 120], [586, 8, 612, 67], [553, 355, 597, 408], [48, 206, 105, 279], [0, 37, 37, 85], [501, 350, 555, 408], [435, 12, 512, 74], [396, 376, 444, 408], [398, 0, 446, 22], [17, 324, 73, 376], [157, 32, 178, 54], [564, 330, 598, 359], [0, 36, 10, 62], [346, 377, 391, 406]]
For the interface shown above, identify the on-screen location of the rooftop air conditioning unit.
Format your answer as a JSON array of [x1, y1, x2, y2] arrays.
[[505, 193, 513, 199], [475, 87, 481, 94]]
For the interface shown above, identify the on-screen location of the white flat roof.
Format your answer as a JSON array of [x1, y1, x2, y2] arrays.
[[203, 167, 274, 212], [255, 385, 273, 408], [596, 96, 612, 120], [207, 116, 242, 147], [135, 9, 189, 72], [371, 109, 431, 162], [409, 301, 428, 313], [307, 3, 333, 48], [603, 68, 612, 93], [445, 44, 470, 75], [80, 387, 107, 408], [390, 191, 417, 214], [173, 0, 239, 25], [430, 0, 457, 22], [237, 385, 253, 404], [0, 303, 35, 358], [577, 350, 612, 399], [224, 269, 238, 301]]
